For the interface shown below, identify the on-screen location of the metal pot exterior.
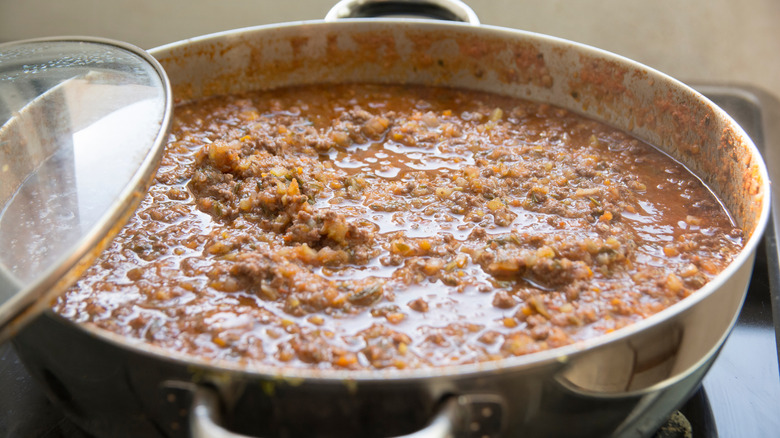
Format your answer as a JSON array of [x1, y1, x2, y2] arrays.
[[13, 20, 770, 438]]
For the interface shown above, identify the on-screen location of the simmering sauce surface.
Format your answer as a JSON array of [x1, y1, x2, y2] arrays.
[[55, 84, 743, 370]]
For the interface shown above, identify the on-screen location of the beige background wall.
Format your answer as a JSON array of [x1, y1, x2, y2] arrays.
[[1, 0, 778, 99]]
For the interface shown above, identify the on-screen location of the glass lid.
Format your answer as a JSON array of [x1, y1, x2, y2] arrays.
[[0, 37, 172, 342]]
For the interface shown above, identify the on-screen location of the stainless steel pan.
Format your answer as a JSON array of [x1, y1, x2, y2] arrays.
[[12, 1, 770, 437]]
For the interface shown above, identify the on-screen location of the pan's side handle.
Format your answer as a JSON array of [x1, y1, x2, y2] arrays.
[[325, 0, 481, 25], [189, 387, 504, 438]]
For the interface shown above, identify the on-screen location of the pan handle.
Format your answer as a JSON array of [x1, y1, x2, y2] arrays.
[[324, 0, 481, 25], [190, 387, 504, 438]]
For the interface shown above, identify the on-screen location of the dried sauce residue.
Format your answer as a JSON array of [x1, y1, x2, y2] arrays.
[[569, 56, 632, 113], [455, 35, 551, 87]]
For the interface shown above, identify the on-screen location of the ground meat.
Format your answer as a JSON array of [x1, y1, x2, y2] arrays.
[[54, 84, 744, 370]]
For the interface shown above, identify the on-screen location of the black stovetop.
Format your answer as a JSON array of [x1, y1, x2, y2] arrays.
[[1, 85, 779, 438]]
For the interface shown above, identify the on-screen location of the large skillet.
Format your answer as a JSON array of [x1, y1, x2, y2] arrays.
[[12, 1, 770, 437]]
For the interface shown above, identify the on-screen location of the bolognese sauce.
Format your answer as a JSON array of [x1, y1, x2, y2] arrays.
[[54, 84, 743, 370]]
